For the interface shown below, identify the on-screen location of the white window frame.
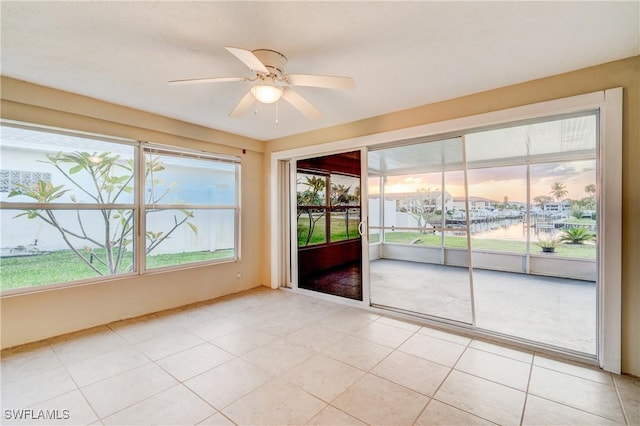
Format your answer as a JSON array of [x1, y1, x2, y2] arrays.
[[141, 143, 241, 272], [270, 88, 622, 373], [0, 122, 242, 296]]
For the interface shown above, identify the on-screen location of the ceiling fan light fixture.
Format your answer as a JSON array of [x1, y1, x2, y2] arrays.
[[251, 84, 283, 104]]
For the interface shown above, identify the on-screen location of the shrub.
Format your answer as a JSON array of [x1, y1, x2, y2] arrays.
[[571, 206, 584, 219], [559, 227, 595, 244], [536, 236, 559, 249]]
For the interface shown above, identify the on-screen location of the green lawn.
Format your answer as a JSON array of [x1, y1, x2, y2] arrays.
[[0, 249, 233, 291], [298, 214, 360, 246], [375, 231, 596, 259]]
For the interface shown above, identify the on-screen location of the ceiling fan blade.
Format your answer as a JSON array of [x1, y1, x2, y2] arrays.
[[225, 47, 269, 74], [286, 74, 355, 90], [282, 88, 322, 120], [168, 77, 248, 86], [229, 91, 256, 117]]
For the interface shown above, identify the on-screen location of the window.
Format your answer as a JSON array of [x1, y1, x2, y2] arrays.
[[143, 146, 239, 270], [296, 171, 361, 247], [0, 122, 240, 293]]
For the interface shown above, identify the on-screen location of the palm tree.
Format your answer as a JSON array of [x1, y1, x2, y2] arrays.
[[549, 182, 568, 201], [560, 227, 595, 244]]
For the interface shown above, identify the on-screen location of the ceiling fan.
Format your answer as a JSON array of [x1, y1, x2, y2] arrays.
[[169, 47, 355, 120]]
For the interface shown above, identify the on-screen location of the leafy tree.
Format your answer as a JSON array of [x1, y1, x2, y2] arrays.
[[297, 175, 326, 246], [584, 184, 596, 198], [9, 151, 196, 275], [533, 195, 553, 208], [549, 182, 568, 201], [399, 188, 438, 234], [571, 205, 585, 219], [330, 182, 359, 239]]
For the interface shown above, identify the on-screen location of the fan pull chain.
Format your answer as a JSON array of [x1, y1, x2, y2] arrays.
[[275, 100, 279, 124]]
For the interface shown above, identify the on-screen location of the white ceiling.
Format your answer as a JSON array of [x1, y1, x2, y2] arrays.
[[1, 1, 638, 141]]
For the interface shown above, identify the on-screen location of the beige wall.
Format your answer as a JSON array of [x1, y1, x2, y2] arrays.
[[264, 56, 640, 376], [0, 77, 266, 349]]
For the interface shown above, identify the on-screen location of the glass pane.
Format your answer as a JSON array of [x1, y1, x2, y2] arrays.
[[330, 208, 360, 242], [467, 165, 527, 253], [1, 125, 135, 204], [145, 208, 235, 269], [369, 137, 472, 324], [465, 114, 596, 167], [145, 152, 237, 206], [1, 209, 135, 291], [444, 169, 468, 248], [368, 175, 381, 243], [469, 116, 598, 356], [297, 207, 327, 247], [296, 172, 326, 206], [330, 174, 360, 206], [382, 172, 443, 247], [529, 159, 597, 259], [368, 137, 462, 175]]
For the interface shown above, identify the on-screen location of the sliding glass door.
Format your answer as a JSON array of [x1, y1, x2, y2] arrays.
[[296, 151, 364, 300], [366, 112, 598, 356], [368, 137, 473, 324], [466, 114, 598, 354]]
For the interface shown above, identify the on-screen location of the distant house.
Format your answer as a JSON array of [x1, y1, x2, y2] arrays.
[[452, 196, 496, 211], [385, 190, 453, 212], [544, 201, 571, 213]]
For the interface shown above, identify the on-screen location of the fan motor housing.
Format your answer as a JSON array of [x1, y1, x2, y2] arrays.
[[252, 49, 288, 79]]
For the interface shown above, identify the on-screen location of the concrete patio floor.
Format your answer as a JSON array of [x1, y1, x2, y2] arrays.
[[370, 259, 596, 355]]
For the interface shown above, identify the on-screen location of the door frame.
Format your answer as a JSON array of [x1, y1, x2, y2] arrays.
[[269, 88, 622, 373], [283, 149, 370, 303]]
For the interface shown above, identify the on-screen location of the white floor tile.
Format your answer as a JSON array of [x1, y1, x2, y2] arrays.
[[81, 363, 178, 418], [469, 339, 533, 363], [4, 390, 99, 426], [102, 384, 214, 425], [399, 333, 466, 367], [241, 339, 315, 375], [185, 358, 272, 410], [419, 326, 472, 346], [333, 374, 429, 425], [66, 346, 149, 387], [134, 330, 204, 361], [1, 344, 63, 384], [222, 378, 326, 425], [306, 406, 366, 425], [2, 366, 77, 409], [156, 343, 234, 382], [435, 370, 526, 425], [528, 366, 625, 422], [323, 336, 392, 371], [211, 328, 277, 355], [533, 354, 612, 384], [285, 324, 348, 352], [283, 354, 365, 402], [371, 351, 450, 396], [455, 347, 531, 391], [415, 399, 495, 425], [51, 327, 128, 364], [357, 321, 415, 348], [522, 394, 621, 425]]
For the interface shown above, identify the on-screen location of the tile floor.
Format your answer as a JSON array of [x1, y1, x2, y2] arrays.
[[1, 287, 638, 426]]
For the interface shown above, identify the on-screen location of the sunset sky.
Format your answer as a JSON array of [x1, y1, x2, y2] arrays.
[[370, 159, 596, 203]]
